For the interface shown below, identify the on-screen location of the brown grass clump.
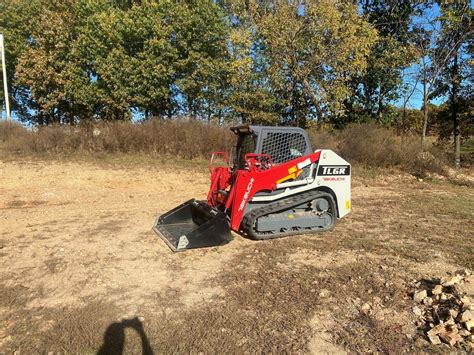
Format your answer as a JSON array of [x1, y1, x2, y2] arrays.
[[0, 119, 233, 159], [1, 120, 450, 175], [309, 123, 448, 176]]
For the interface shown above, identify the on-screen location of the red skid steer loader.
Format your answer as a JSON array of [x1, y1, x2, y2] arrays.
[[153, 125, 351, 251]]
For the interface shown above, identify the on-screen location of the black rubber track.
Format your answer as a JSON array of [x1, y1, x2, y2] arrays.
[[241, 190, 337, 240]]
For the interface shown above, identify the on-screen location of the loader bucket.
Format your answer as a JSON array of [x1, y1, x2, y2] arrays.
[[153, 199, 232, 252]]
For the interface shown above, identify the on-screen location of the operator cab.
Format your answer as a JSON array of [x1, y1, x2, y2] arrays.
[[230, 125, 312, 171]]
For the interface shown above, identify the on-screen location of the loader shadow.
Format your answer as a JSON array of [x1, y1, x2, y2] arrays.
[[97, 317, 154, 355]]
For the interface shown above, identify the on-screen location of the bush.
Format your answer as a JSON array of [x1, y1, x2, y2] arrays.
[[307, 129, 339, 152], [0, 121, 34, 152], [0, 119, 234, 159], [309, 123, 448, 176], [0, 120, 449, 176]]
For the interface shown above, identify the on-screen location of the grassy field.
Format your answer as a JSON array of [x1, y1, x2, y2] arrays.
[[0, 157, 473, 353]]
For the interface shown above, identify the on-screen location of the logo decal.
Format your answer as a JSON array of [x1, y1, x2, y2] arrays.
[[177, 235, 189, 249], [317, 165, 350, 176], [238, 178, 254, 211]]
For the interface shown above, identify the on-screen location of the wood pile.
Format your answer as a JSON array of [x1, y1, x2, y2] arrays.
[[412, 270, 473, 349]]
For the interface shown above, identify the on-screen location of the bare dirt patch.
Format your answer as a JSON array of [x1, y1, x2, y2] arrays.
[[0, 159, 472, 353]]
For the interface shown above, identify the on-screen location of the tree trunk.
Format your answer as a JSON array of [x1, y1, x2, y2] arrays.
[[421, 74, 428, 150], [402, 102, 407, 128], [377, 86, 384, 120], [452, 47, 461, 169]]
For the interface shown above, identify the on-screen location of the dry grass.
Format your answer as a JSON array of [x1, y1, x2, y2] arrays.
[[1, 120, 453, 177], [1, 159, 472, 353], [309, 123, 449, 177], [0, 119, 233, 159]]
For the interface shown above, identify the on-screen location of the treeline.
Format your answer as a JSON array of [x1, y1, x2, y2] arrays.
[[2, 0, 378, 125], [0, 0, 472, 164]]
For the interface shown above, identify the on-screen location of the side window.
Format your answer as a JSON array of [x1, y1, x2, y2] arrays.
[[261, 132, 307, 164], [237, 134, 256, 169]]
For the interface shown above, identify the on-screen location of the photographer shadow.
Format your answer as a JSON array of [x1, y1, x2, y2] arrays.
[[97, 317, 154, 355]]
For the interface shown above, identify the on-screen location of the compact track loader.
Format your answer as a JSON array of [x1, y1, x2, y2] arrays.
[[153, 125, 351, 251]]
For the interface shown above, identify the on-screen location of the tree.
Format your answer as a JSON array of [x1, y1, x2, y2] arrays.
[[346, 0, 418, 123], [171, 1, 230, 120], [15, 0, 86, 124], [0, 0, 43, 120], [226, 26, 279, 124], [225, 0, 377, 126], [9, 0, 233, 123], [431, 1, 472, 168]]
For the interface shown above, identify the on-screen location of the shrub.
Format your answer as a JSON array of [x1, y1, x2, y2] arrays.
[[0, 120, 448, 175], [0, 119, 234, 159], [307, 129, 339, 151], [308, 123, 448, 176], [0, 121, 33, 152]]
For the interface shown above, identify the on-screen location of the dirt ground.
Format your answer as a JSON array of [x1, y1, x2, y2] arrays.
[[0, 158, 473, 353]]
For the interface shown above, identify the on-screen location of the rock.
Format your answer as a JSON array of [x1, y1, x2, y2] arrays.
[[414, 290, 427, 302], [439, 330, 463, 346], [461, 296, 471, 306], [413, 272, 474, 347], [422, 297, 433, 306], [415, 337, 428, 347], [460, 310, 473, 323], [413, 306, 422, 317], [449, 309, 459, 319], [442, 275, 463, 287], [432, 284, 443, 295], [454, 269, 471, 276], [427, 324, 445, 337], [427, 333, 441, 345], [319, 289, 330, 298], [445, 317, 456, 326], [361, 302, 371, 314]]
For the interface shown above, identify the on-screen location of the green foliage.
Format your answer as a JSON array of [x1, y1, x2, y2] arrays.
[[1, 0, 380, 125], [430, 1, 473, 166], [256, 0, 378, 126], [394, 108, 424, 134], [0, 0, 43, 118], [4, 0, 230, 123], [432, 98, 473, 142], [345, 0, 418, 123], [0, 0, 471, 133]]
